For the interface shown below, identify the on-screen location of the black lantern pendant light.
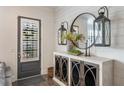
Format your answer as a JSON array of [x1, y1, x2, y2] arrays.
[[58, 21, 68, 45], [94, 6, 111, 46]]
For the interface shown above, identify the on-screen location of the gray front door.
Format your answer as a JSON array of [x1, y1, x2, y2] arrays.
[[17, 16, 41, 79]]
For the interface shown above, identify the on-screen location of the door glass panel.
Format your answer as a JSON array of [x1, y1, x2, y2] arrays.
[[105, 21, 110, 45], [20, 18, 39, 62], [71, 61, 80, 86], [61, 57, 68, 85], [55, 56, 61, 78], [84, 64, 96, 86]]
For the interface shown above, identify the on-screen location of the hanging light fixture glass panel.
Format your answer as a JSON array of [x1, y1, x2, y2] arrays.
[[104, 21, 111, 45], [61, 29, 67, 44], [58, 29, 62, 44], [58, 24, 67, 45], [95, 21, 103, 45]]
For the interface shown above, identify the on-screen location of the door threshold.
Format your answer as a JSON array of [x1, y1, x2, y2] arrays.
[[18, 74, 41, 81]]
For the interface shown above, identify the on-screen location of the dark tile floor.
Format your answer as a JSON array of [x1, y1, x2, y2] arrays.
[[12, 75, 59, 86]]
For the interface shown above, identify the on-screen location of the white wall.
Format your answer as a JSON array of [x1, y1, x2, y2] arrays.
[[0, 6, 55, 82], [55, 6, 124, 85]]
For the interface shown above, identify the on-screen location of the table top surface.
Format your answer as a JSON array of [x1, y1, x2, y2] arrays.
[[54, 52, 113, 65]]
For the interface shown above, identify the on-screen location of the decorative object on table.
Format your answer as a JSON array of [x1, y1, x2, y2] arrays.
[[88, 44, 91, 56], [85, 40, 91, 56], [58, 21, 68, 45], [85, 40, 88, 56], [94, 6, 111, 46], [70, 13, 96, 56], [81, 40, 91, 57], [64, 32, 85, 56]]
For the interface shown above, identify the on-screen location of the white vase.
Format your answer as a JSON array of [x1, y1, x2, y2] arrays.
[[67, 40, 73, 51]]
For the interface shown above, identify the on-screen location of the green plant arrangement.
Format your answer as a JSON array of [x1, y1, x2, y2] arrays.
[[63, 32, 85, 56]]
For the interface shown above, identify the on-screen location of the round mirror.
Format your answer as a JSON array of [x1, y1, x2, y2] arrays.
[[70, 12, 96, 49]]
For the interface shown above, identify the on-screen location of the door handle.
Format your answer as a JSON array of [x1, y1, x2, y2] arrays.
[[18, 54, 21, 58]]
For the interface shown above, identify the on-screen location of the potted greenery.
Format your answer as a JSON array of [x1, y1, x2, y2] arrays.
[[63, 32, 85, 56]]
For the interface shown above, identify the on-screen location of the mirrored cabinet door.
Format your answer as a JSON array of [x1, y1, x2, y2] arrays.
[[55, 56, 61, 79], [71, 60, 84, 86], [71, 61, 81, 86], [55, 55, 68, 85], [61, 57, 68, 85], [84, 62, 99, 86]]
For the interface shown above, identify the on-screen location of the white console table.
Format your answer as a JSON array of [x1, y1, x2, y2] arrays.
[[53, 52, 114, 86]]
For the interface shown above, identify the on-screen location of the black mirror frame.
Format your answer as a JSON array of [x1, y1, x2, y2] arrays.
[[70, 12, 96, 49]]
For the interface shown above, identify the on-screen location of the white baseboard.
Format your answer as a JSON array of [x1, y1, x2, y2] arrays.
[[17, 74, 41, 81], [53, 77, 66, 86]]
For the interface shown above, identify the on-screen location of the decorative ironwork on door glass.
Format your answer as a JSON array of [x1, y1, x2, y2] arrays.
[[55, 55, 68, 85], [71, 61, 81, 86], [84, 63, 98, 86], [55, 56, 61, 78], [20, 17, 40, 62], [61, 57, 68, 84]]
